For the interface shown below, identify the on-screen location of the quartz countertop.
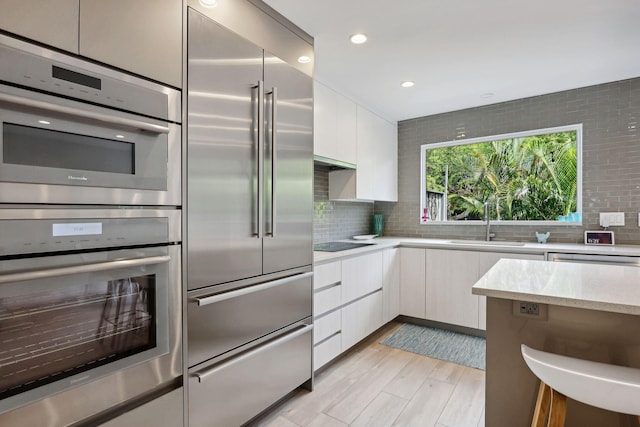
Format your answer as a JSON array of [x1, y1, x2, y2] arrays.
[[472, 258, 640, 315], [314, 236, 640, 264]]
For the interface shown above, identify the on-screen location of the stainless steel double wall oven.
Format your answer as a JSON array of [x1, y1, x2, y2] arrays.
[[0, 35, 182, 426]]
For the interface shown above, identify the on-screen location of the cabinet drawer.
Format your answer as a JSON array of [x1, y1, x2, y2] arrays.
[[314, 261, 341, 290], [314, 285, 341, 316], [314, 309, 341, 344], [314, 332, 341, 371]]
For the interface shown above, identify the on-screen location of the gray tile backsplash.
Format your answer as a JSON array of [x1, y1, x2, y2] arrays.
[[374, 77, 640, 244], [314, 165, 374, 243]]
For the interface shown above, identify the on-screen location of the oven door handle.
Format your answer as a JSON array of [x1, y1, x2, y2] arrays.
[[194, 271, 313, 306], [0, 255, 170, 284], [0, 92, 170, 134], [192, 323, 313, 383]]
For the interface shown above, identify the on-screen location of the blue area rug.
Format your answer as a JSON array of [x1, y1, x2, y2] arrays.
[[381, 324, 486, 370]]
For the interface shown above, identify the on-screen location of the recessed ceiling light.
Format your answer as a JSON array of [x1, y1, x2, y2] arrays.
[[350, 33, 367, 44], [297, 55, 311, 64], [115, 134, 125, 139], [480, 92, 495, 98], [38, 120, 51, 125], [199, 0, 218, 8], [401, 81, 415, 88]]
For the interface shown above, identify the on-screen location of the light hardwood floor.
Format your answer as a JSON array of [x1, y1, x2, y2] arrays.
[[252, 322, 486, 427]]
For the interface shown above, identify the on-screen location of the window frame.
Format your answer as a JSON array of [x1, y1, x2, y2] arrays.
[[419, 123, 583, 225]]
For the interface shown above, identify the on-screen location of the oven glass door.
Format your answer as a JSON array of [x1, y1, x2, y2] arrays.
[[0, 84, 169, 191], [0, 247, 170, 414]]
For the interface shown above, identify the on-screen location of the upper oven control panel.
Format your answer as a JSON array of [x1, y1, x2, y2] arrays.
[[0, 34, 180, 123]]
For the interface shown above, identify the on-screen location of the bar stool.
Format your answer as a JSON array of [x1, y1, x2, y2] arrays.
[[521, 344, 640, 426]]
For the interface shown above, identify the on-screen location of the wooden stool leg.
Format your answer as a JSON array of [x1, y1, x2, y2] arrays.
[[531, 381, 552, 427], [548, 389, 567, 427]]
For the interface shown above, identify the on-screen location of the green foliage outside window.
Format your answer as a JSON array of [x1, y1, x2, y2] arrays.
[[424, 128, 578, 221]]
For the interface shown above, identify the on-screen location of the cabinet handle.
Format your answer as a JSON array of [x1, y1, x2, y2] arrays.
[[0, 92, 170, 134], [194, 271, 313, 306], [192, 323, 313, 383]]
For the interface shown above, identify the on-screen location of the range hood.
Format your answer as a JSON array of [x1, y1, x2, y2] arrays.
[[314, 155, 356, 170]]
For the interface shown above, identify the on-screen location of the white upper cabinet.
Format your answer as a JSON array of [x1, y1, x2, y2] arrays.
[[0, 0, 182, 87], [328, 106, 398, 202], [0, 0, 79, 53], [314, 81, 357, 166]]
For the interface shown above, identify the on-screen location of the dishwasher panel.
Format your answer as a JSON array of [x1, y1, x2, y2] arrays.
[[546, 252, 640, 266], [188, 322, 312, 427]]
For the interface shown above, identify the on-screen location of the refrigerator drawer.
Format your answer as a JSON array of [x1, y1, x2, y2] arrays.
[[188, 323, 312, 427], [187, 270, 312, 367]]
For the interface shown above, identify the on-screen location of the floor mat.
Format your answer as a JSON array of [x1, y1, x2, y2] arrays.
[[380, 323, 485, 370]]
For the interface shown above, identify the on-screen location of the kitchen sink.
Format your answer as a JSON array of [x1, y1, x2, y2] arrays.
[[447, 240, 526, 247]]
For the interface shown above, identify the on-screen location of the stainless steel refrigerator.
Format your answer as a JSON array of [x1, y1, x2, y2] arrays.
[[185, 8, 314, 427]]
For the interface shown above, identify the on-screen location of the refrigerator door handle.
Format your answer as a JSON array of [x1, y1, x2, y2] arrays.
[[265, 86, 277, 237], [194, 271, 313, 306], [192, 322, 313, 383], [252, 80, 265, 239]]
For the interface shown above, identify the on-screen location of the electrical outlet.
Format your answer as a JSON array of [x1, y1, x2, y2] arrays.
[[600, 212, 625, 227], [519, 302, 539, 316], [513, 301, 548, 320]]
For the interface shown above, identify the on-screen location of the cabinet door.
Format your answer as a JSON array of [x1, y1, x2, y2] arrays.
[[425, 249, 480, 329], [341, 291, 383, 351], [79, 0, 182, 87], [399, 248, 426, 318], [382, 248, 400, 322], [0, 0, 79, 53], [341, 252, 383, 304], [355, 106, 377, 200], [313, 81, 337, 160], [373, 115, 398, 202], [477, 252, 544, 330], [335, 92, 357, 164]]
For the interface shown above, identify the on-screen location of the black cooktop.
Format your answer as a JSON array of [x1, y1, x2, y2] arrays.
[[314, 241, 376, 252]]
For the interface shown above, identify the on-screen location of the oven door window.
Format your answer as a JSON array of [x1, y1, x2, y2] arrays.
[[0, 252, 169, 405]]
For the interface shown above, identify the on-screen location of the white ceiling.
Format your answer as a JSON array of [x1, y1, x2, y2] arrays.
[[264, 0, 640, 122]]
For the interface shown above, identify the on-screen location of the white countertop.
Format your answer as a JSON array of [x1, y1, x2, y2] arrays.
[[314, 236, 640, 264], [472, 258, 640, 315]]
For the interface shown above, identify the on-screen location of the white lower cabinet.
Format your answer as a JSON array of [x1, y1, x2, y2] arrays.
[[382, 248, 400, 322], [341, 290, 383, 351], [313, 250, 389, 371], [399, 247, 545, 331], [425, 249, 480, 329], [399, 248, 426, 318]]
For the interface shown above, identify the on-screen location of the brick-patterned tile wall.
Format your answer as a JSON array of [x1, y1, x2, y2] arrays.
[[375, 78, 640, 244], [314, 165, 374, 243]]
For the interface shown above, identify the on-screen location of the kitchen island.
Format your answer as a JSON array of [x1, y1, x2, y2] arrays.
[[472, 258, 640, 427]]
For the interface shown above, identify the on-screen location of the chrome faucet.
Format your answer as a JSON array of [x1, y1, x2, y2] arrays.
[[484, 202, 493, 241]]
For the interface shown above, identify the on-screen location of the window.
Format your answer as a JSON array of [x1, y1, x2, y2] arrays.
[[420, 124, 582, 223]]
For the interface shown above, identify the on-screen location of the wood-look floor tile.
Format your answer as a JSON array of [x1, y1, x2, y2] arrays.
[[437, 366, 485, 427], [306, 413, 347, 427], [392, 378, 455, 427], [383, 352, 439, 400], [324, 348, 414, 424], [429, 359, 466, 384], [350, 391, 408, 427]]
